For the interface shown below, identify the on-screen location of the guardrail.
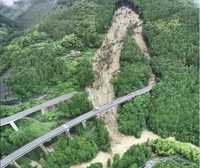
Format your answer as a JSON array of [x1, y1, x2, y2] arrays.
[[0, 85, 154, 168]]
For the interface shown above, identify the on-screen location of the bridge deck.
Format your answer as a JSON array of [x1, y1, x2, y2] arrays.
[[0, 85, 154, 168]]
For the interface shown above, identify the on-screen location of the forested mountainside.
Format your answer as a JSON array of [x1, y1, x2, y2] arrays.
[[0, 0, 115, 100], [0, 0, 58, 28], [0, 0, 199, 168], [133, 0, 198, 145], [0, 15, 17, 43]]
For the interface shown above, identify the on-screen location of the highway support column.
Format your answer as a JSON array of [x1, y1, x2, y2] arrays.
[[41, 108, 48, 114], [82, 120, 87, 129], [12, 161, 21, 168], [39, 144, 48, 156], [65, 129, 73, 139], [96, 113, 101, 120], [10, 121, 19, 131]]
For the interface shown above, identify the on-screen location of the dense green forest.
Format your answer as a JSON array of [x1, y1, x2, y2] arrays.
[[133, 0, 199, 145], [114, 0, 199, 146], [111, 139, 200, 168]]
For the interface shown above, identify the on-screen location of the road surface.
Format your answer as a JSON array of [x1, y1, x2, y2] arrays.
[[143, 159, 159, 168], [143, 157, 173, 168], [0, 84, 154, 168], [0, 92, 76, 126]]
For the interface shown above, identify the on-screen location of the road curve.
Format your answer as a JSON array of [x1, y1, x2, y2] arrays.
[[143, 159, 160, 168], [143, 157, 173, 168], [0, 84, 154, 168], [0, 92, 76, 126]]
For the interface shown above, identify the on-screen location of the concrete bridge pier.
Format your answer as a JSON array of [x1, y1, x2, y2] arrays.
[[41, 108, 48, 114], [82, 120, 87, 129], [12, 161, 21, 168], [96, 113, 101, 120], [39, 144, 48, 156], [65, 129, 73, 139], [10, 121, 19, 131]]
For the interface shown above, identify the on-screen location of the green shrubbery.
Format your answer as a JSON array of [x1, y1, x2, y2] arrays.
[[9, 44, 67, 97], [1, 30, 67, 98], [74, 59, 94, 89], [148, 68, 198, 145]]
